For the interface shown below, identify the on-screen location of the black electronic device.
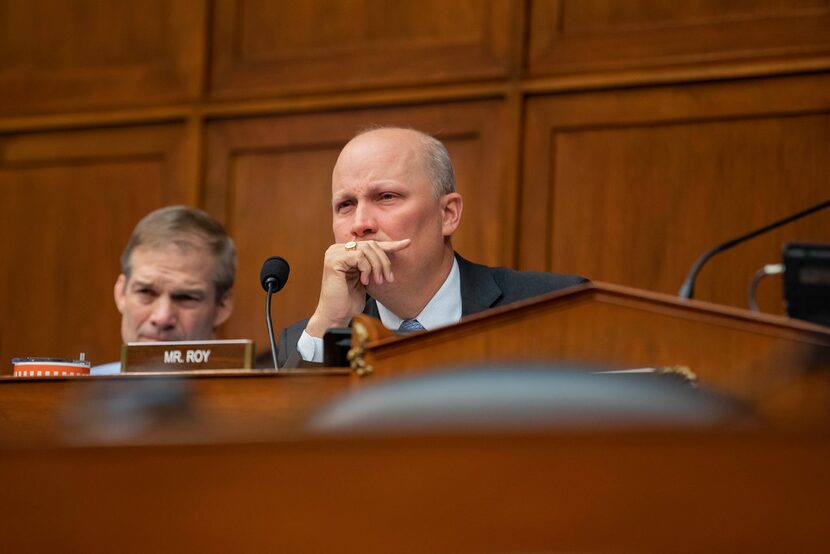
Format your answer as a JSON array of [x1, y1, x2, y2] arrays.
[[783, 242, 830, 327], [323, 328, 352, 367]]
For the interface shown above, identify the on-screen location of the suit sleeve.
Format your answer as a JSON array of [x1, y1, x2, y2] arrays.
[[276, 319, 311, 369]]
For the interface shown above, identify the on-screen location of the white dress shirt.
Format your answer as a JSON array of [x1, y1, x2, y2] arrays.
[[297, 257, 462, 363]]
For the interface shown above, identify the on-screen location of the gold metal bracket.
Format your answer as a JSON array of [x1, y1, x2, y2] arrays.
[[657, 365, 697, 386], [347, 320, 373, 377]]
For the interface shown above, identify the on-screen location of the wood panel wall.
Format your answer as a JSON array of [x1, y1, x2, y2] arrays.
[[1, 0, 829, 368]]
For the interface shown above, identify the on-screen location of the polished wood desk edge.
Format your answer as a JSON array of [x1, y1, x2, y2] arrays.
[[1, 425, 828, 455], [361, 281, 830, 351], [0, 367, 350, 383]]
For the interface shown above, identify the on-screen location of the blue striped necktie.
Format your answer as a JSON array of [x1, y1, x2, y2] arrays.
[[398, 319, 425, 332]]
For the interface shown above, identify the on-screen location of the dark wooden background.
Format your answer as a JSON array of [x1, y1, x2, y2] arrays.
[[1, 0, 829, 367]]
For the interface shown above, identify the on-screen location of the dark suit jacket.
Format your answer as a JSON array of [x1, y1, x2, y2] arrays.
[[275, 253, 588, 368]]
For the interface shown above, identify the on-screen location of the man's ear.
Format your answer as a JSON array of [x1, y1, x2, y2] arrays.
[[114, 274, 127, 314], [213, 289, 234, 328], [441, 192, 463, 237]]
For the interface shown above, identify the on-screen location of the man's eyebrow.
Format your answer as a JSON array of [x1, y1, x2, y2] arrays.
[[332, 191, 355, 205], [333, 184, 396, 204], [130, 280, 156, 289], [170, 287, 208, 297]]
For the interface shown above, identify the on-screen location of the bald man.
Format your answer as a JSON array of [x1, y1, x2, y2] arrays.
[[277, 127, 586, 367]]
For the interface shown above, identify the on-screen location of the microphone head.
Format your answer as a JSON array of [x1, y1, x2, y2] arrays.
[[260, 256, 290, 292]]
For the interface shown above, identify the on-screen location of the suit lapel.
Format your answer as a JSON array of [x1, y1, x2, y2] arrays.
[[362, 254, 502, 319], [456, 253, 502, 316]]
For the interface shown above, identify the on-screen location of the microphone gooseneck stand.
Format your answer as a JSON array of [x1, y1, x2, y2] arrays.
[[678, 198, 830, 300]]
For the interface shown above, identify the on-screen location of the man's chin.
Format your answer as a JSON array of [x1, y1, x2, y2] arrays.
[[367, 279, 400, 301]]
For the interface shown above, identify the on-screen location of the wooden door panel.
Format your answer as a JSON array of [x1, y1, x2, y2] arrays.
[[210, 0, 516, 98], [0, 124, 191, 370], [0, 0, 204, 114], [521, 73, 830, 314], [528, 0, 830, 77]]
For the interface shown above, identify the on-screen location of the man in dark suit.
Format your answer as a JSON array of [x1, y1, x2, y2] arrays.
[[277, 127, 586, 367]]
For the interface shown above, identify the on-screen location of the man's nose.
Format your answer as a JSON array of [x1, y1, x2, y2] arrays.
[[350, 203, 378, 237], [149, 296, 177, 329]]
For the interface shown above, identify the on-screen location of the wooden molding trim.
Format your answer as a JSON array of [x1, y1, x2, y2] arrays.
[[2, 56, 828, 134], [523, 55, 830, 95], [0, 83, 510, 133]]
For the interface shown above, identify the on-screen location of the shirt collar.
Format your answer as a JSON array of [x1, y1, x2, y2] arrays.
[[376, 257, 461, 331]]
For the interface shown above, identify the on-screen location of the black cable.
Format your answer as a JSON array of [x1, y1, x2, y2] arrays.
[[679, 198, 830, 299], [748, 263, 785, 313], [266, 282, 279, 371]]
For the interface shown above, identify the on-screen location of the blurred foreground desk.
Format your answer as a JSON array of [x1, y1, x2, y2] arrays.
[[0, 370, 350, 446], [2, 280, 830, 552], [0, 428, 828, 553]]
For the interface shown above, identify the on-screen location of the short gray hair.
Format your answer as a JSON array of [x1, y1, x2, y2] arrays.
[[120, 205, 236, 300], [356, 126, 456, 197], [420, 132, 456, 197]]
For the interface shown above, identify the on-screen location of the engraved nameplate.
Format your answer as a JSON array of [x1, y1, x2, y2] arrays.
[[121, 340, 254, 373]]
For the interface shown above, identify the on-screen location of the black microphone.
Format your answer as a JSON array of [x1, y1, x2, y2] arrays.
[[679, 198, 830, 299], [260, 256, 290, 370]]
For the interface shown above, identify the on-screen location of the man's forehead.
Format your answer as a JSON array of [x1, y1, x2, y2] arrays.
[[337, 129, 423, 169], [344, 128, 424, 153], [130, 238, 210, 259], [332, 132, 428, 193], [128, 245, 215, 285]]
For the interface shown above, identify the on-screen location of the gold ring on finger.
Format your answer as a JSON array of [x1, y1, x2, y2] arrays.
[[344, 240, 358, 251]]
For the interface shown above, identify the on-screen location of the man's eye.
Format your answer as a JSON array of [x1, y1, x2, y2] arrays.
[[379, 193, 398, 201], [135, 289, 156, 301], [336, 201, 354, 212]]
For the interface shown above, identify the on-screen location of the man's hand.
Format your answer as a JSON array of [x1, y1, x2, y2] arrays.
[[305, 238, 411, 337]]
